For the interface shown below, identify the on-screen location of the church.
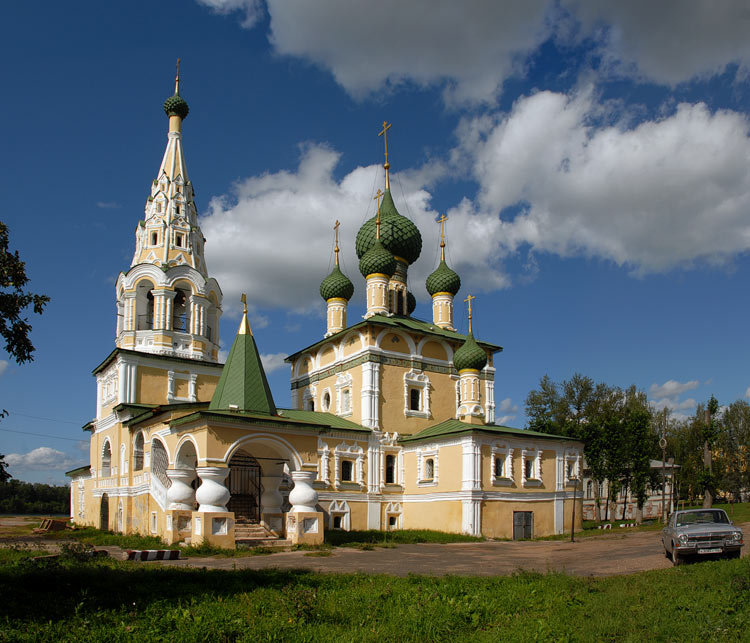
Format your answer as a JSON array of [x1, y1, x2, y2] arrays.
[[67, 70, 584, 546]]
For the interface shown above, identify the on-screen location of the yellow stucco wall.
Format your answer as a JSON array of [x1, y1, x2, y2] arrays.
[[403, 500, 462, 533], [138, 366, 168, 404]]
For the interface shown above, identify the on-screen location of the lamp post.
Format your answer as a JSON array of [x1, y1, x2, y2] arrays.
[[660, 436, 667, 524], [571, 475, 579, 542]]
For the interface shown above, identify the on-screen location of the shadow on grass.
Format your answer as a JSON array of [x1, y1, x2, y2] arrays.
[[0, 559, 322, 623], [324, 529, 483, 547]]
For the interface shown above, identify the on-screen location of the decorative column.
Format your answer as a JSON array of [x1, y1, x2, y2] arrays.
[[365, 274, 390, 317], [325, 298, 348, 336], [432, 293, 455, 330], [195, 467, 230, 512], [287, 470, 324, 546], [166, 469, 196, 510], [191, 466, 234, 548]]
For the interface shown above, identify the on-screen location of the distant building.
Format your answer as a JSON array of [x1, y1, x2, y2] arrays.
[[67, 70, 584, 546], [581, 460, 679, 522]]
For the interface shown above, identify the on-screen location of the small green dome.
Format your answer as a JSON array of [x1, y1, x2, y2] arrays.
[[164, 94, 189, 120], [320, 265, 354, 301], [359, 239, 396, 278], [355, 190, 422, 265], [453, 332, 487, 372], [407, 291, 416, 315], [426, 260, 461, 296]]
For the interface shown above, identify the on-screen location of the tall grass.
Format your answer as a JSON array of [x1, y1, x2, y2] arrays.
[[1, 551, 748, 641]]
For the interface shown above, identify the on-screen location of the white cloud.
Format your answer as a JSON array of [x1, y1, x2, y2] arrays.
[[260, 352, 289, 374], [0, 360, 8, 376], [195, 0, 264, 28], [649, 379, 700, 400], [498, 397, 518, 413], [462, 90, 750, 274], [197, 1, 750, 104], [96, 201, 121, 209], [745, 387, 750, 399], [651, 397, 697, 412], [5, 447, 81, 472], [497, 415, 517, 426], [568, 0, 750, 86], [201, 144, 509, 315]]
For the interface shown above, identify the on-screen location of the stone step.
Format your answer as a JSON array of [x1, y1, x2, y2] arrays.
[[235, 538, 292, 548]]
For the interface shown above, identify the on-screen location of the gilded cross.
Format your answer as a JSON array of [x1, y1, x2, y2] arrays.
[[378, 121, 392, 165], [334, 220, 340, 264], [241, 293, 247, 313], [175, 58, 181, 94], [437, 214, 448, 259], [464, 294, 476, 332]]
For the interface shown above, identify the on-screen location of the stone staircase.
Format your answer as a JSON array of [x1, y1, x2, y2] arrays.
[[234, 521, 291, 548]]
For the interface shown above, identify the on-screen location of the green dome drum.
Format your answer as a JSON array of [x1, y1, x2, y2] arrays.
[[164, 94, 189, 120], [320, 265, 354, 301], [355, 190, 422, 265], [453, 332, 487, 372], [359, 239, 396, 278], [426, 260, 461, 296]]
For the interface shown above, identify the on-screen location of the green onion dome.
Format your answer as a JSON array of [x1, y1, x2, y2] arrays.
[[164, 93, 189, 120], [426, 260, 461, 296], [320, 265, 354, 301], [355, 190, 422, 265], [359, 238, 396, 278], [453, 332, 487, 372], [407, 291, 416, 315]]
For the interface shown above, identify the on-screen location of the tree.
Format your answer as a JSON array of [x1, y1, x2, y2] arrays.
[[0, 409, 9, 483], [716, 400, 750, 500], [701, 395, 719, 508], [0, 222, 49, 364]]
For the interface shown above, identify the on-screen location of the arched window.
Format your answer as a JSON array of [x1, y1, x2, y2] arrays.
[[172, 287, 190, 332], [133, 432, 144, 471], [341, 389, 351, 414], [150, 440, 171, 489], [135, 280, 155, 330], [101, 441, 112, 477], [425, 458, 435, 480], [385, 454, 396, 484], [586, 481, 593, 499], [119, 444, 126, 475]]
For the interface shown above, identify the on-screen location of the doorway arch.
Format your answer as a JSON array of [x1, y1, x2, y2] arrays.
[[227, 450, 262, 522]]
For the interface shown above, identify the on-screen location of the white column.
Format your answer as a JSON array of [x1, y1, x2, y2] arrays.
[[461, 437, 482, 491], [195, 467, 230, 512], [260, 462, 284, 515], [289, 471, 318, 513], [166, 469, 196, 510], [361, 361, 381, 429]]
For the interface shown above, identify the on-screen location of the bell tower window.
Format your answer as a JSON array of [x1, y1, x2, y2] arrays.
[[151, 232, 158, 246], [175, 233, 184, 247]]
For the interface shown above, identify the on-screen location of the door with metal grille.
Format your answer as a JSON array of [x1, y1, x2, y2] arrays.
[[513, 511, 533, 540], [227, 451, 262, 522]]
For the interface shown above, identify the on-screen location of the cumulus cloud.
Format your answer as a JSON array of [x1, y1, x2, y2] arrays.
[[96, 201, 120, 209], [745, 386, 750, 398], [5, 447, 81, 472], [649, 379, 700, 400], [462, 90, 750, 274], [260, 352, 289, 374], [201, 144, 509, 314], [568, 0, 750, 85], [498, 397, 518, 413], [496, 397, 519, 426], [0, 360, 8, 376], [196, 1, 750, 103]]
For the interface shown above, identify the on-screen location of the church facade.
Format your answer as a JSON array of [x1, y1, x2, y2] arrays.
[[67, 72, 584, 546]]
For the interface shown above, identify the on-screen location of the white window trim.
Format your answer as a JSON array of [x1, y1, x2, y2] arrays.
[[333, 442, 365, 490], [385, 502, 402, 530], [317, 438, 331, 486], [417, 448, 439, 487], [522, 448, 543, 487], [320, 387, 332, 412], [403, 369, 431, 419], [564, 452, 582, 486], [336, 373, 353, 417], [302, 385, 317, 411], [381, 450, 402, 488], [328, 500, 351, 531], [491, 445, 514, 486]]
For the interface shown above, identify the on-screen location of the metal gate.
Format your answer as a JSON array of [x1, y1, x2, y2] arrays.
[[100, 493, 109, 531], [513, 511, 533, 540], [227, 451, 262, 522]]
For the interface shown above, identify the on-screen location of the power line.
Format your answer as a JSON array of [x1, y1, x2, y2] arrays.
[[5, 411, 82, 426], [0, 427, 85, 443]]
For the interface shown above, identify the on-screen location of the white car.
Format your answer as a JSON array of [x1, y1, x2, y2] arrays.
[[662, 509, 744, 566]]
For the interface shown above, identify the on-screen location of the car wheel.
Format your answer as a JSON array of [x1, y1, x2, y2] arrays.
[[672, 544, 682, 566], [726, 550, 741, 560], [664, 547, 672, 560]]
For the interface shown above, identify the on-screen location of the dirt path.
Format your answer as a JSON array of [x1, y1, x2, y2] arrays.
[[2, 516, 745, 577], [160, 525, 747, 577]]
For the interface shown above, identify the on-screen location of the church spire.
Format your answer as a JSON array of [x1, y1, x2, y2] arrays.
[[426, 214, 460, 330], [130, 64, 208, 277]]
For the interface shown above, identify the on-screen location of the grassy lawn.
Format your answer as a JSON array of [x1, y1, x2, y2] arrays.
[[0, 550, 748, 641]]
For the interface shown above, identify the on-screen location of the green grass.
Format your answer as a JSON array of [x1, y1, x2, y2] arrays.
[[325, 529, 484, 547], [0, 550, 748, 641]]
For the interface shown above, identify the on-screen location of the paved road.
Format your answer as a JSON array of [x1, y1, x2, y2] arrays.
[[159, 525, 747, 577]]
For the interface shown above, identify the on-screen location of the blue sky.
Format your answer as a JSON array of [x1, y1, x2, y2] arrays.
[[2, 0, 750, 484]]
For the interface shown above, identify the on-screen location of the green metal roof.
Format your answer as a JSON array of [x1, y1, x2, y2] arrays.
[[286, 314, 501, 362], [65, 465, 91, 478], [320, 264, 354, 301], [356, 189, 422, 265], [453, 331, 488, 372], [209, 323, 277, 415], [426, 259, 461, 296], [399, 419, 582, 444], [169, 407, 370, 434]]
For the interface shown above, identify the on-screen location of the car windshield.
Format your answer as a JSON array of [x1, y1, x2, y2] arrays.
[[675, 510, 729, 527]]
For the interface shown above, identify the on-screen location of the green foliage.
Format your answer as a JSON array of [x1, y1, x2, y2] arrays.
[[0, 552, 749, 641], [0, 221, 49, 364], [0, 479, 69, 514], [715, 400, 750, 499]]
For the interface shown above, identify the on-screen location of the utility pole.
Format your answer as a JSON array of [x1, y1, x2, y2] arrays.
[[660, 435, 667, 523], [571, 476, 578, 542]]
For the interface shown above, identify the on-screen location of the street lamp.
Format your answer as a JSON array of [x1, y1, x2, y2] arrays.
[[660, 436, 667, 524]]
